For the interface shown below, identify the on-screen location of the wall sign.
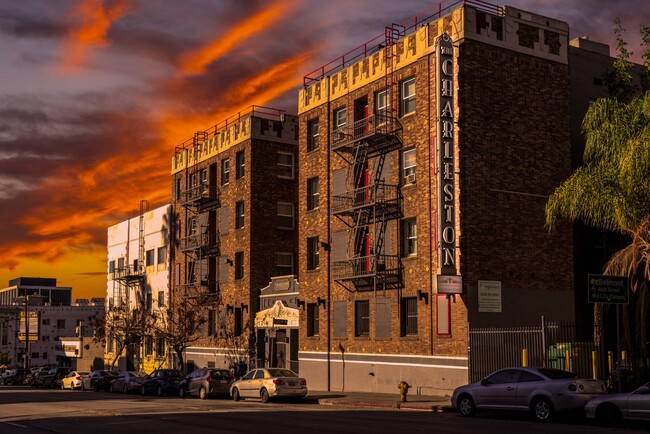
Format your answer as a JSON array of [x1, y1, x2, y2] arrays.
[[478, 280, 502, 313], [436, 33, 457, 276]]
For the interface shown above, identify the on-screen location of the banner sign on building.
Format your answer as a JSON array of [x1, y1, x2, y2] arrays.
[[437, 274, 463, 294], [436, 33, 457, 277], [587, 274, 629, 304]]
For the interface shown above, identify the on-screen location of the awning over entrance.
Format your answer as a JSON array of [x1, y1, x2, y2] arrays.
[[254, 300, 299, 329]]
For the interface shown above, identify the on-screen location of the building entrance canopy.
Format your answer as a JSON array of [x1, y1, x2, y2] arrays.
[[254, 300, 298, 329]]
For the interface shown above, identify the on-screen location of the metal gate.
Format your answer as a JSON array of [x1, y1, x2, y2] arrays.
[[469, 321, 598, 382]]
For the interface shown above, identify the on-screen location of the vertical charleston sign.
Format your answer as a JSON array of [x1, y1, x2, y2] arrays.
[[436, 33, 458, 279]]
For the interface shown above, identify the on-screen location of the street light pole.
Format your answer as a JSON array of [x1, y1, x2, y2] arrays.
[[24, 296, 29, 369]]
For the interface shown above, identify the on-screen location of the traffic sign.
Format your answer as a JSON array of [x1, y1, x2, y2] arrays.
[[587, 274, 629, 304]]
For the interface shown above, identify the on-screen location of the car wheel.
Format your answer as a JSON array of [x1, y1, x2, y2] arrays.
[[199, 387, 207, 400], [596, 404, 623, 427], [123, 385, 128, 394], [457, 394, 476, 417], [232, 387, 240, 401], [156, 385, 164, 397], [532, 397, 554, 422], [179, 387, 186, 398], [260, 388, 270, 403]]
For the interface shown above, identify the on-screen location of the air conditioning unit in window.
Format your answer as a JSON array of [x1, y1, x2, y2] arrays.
[[405, 173, 416, 184]]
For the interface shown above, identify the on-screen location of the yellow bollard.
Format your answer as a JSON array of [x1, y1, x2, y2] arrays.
[[608, 351, 613, 374], [592, 351, 597, 380], [565, 349, 570, 371], [621, 351, 626, 361], [522, 348, 528, 367]]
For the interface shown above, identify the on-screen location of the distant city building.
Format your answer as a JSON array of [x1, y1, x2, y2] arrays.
[[0, 277, 72, 306]]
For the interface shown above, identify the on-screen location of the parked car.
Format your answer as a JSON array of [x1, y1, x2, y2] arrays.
[[30, 369, 51, 388], [82, 370, 118, 392], [141, 369, 184, 396], [451, 367, 606, 421], [585, 382, 650, 426], [109, 371, 147, 393], [61, 371, 90, 390], [230, 368, 307, 403], [2, 368, 31, 385], [179, 368, 233, 399], [41, 367, 71, 389]]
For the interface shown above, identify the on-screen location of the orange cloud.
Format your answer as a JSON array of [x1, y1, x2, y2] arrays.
[[59, 0, 132, 71], [179, 0, 298, 75]]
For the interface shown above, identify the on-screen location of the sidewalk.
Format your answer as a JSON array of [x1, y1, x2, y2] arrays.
[[308, 390, 453, 412]]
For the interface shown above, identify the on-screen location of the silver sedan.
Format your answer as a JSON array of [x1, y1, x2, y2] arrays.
[[451, 367, 606, 421], [230, 368, 307, 403], [585, 382, 650, 426]]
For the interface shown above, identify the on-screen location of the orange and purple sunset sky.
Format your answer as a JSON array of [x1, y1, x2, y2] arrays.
[[0, 0, 648, 300]]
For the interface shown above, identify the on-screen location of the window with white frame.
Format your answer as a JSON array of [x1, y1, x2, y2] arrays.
[[277, 152, 295, 179], [402, 148, 416, 184], [188, 216, 197, 236], [402, 218, 417, 256], [400, 77, 416, 116], [355, 300, 370, 337], [145, 249, 155, 267], [307, 236, 320, 270], [400, 297, 418, 336], [236, 150, 245, 179], [375, 89, 389, 119], [221, 158, 230, 185], [334, 107, 347, 129], [307, 118, 319, 152], [157, 246, 167, 269], [277, 202, 294, 229], [276, 252, 294, 276], [307, 177, 319, 210], [235, 251, 244, 280]]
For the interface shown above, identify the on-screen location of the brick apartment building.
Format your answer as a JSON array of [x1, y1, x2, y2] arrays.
[[296, 2, 575, 393], [171, 106, 299, 370]]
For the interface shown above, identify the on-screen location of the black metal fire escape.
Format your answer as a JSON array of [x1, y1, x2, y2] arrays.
[[113, 199, 149, 306], [177, 131, 221, 300]]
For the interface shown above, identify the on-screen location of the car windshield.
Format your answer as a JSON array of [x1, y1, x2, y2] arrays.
[[128, 372, 146, 377], [266, 369, 298, 378], [537, 368, 576, 379]]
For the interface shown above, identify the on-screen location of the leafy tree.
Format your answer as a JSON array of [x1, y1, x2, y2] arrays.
[[0, 351, 10, 366], [90, 305, 157, 370], [604, 18, 636, 101]]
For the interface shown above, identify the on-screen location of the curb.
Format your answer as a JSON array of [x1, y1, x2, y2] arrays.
[[317, 399, 454, 412]]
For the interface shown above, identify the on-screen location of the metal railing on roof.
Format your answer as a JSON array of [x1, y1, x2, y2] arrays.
[[303, 0, 503, 86], [174, 105, 285, 155]]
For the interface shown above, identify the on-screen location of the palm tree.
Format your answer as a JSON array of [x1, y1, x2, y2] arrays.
[[545, 90, 650, 365]]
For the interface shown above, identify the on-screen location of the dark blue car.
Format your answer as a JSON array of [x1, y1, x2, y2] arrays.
[[141, 369, 184, 396]]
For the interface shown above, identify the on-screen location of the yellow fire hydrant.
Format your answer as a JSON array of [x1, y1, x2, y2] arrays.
[[398, 381, 411, 402]]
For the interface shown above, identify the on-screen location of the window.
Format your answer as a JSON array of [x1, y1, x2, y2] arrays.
[[107, 336, 114, 353], [235, 201, 244, 229], [400, 297, 418, 336], [108, 260, 115, 274], [221, 158, 230, 185], [486, 369, 521, 384], [41, 352, 47, 360], [144, 336, 153, 356], [200, 168, 208, 188], [355, 300, 370, 337], [56, 319, 65, 329], [157, 246, 167, 269], [208, 310, 215, 336], [42, 319, 50, 326], [375, 89, 389, 119], [156, 337, 165, 355], [42, 335, 50, 342], [146, 292, 152, 310], [277, 202, 294, 229], [402, 148, 416, 183], [188, 216, 197, 236], [307, 237, 319, 270], [403, 218, 417, 256], [400, 77, 416, 116], [158, 291, 165, 307], [235, 251, 244, 280], [334, 107, 347, 129], [117, 257, 125, 269], [307, 177, 319, 210], [276, 252, 294, 276], [146, 249, 155, 267], [175, 178, 182, 201], [189, 172, 197, 188], [277, 152, 295, 179], [187, 261, 196, 283], [307, 118, 319, 151], [236, 150, 245, 179], [234, 307, 242, 337], [307, 303, 319, 337]]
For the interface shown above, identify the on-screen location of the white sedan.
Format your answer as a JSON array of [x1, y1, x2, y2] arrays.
[[230, 368, 307, 403], [451, 367, 606, 421], [585, 382, 650, 426]]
